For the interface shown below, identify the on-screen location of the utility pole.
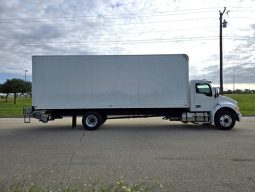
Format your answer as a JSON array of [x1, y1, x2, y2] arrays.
[[24, 69, 28, 81], [233, 69, 235, 93], [219, 7, 229, 95]]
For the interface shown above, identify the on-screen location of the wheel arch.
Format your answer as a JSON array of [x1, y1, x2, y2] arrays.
[[216, 107, 239, 120], [210, 104, 240, 124]]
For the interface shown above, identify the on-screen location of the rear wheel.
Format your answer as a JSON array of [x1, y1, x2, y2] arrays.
[[214, 110, 236, 130], [82, 111, 103, 130]]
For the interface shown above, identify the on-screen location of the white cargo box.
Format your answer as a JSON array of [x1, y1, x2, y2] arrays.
[[32, 54, 189, 109]]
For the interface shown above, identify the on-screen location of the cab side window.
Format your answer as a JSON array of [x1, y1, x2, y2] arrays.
[[196, 83, 212, 96]]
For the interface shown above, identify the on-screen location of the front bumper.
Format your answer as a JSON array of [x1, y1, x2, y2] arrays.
[[237, 113, 242, 122]]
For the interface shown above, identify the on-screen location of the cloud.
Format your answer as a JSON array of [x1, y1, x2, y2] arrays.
[[192, 18, 255, 85], [0, 0, 109, 76], [5, 23, 63, 44], [0, 0, 254, 87]]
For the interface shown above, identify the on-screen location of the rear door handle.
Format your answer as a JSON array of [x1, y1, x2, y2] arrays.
[[195, 105, 201, 108]]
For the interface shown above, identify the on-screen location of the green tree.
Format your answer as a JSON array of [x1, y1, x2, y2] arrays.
[[1, 79, 31, 104], [0, 82, 10, 102], [0, 84, 3, 99], [24, 81, 32, 96]]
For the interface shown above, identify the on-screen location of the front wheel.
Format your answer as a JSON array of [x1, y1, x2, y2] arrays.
[[214, 110, 236, 130], [82, 111, 103, 130]]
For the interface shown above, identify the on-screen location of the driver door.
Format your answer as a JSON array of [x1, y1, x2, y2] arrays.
[[193, 83, 216, 112]]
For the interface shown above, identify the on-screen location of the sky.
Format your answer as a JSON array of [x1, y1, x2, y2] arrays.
[[0, 0, 254, 90]]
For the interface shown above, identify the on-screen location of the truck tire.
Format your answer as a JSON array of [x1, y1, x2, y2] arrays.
[[214, 110, 236, 130], [82, 111, 103, 130]]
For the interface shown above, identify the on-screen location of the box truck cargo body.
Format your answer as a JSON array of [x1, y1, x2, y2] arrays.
[[24, 54, 241, 130], [32, 55, 189, 109]]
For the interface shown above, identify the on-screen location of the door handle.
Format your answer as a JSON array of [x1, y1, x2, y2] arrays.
[[195, 105, 201, 108]]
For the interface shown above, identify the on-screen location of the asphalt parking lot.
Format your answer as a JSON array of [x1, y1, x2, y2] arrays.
[[0, 117, 255, 191]]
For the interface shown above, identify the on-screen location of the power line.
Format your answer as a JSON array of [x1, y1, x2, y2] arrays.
[[0, 17, 216, 30], [0, 10, 217, 24], [0, 14, 252, 30], [0, 15, 252, 25], [0, 36, 252, 46], [0, 7, 222, 22], [0, 6, 253, 23], [0, 29, 247, 42], [0, 26, 218, 39]]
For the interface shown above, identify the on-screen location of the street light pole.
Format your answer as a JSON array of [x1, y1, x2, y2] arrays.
[[24, 69, 28, 82], [219, 7, 229, 95]]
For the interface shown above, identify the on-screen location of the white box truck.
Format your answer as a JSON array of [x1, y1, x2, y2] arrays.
[[24, 54, 241, 130]]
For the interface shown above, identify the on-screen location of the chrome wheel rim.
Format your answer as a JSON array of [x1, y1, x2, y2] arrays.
[[86, 115, 98, 127], [219, 115, 232, 127]]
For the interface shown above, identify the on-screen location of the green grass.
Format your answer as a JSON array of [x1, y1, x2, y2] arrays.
[[0, 97, 31, 118], [0, 94, 254, 118], [4, 179, 163, 192], [225, 94, 255, 115]]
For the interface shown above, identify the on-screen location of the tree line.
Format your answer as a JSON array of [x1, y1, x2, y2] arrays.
[[0, 78, 31, 104], [224, 89, 255, 94]]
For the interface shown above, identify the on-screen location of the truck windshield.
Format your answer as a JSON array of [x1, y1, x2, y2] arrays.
[[196, 83, 212, 96]]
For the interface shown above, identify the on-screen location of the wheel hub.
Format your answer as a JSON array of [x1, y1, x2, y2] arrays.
[[219, 115, 232, 127], [86, 115, 98, 127]]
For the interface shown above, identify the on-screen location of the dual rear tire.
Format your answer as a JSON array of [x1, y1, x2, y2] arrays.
[[82, 111, 107, 130]]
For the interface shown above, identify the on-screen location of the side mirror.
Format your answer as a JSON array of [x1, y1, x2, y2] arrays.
[[214, 88, 220, 98]]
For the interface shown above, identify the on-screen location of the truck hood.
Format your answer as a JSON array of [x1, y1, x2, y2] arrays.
[[218, 95, 237, 105]]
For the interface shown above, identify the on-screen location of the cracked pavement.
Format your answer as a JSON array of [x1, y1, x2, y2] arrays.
[[0, 117, 255, 191]]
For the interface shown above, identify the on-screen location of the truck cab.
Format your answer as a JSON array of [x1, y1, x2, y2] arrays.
[[186, 80, 241, 130]]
